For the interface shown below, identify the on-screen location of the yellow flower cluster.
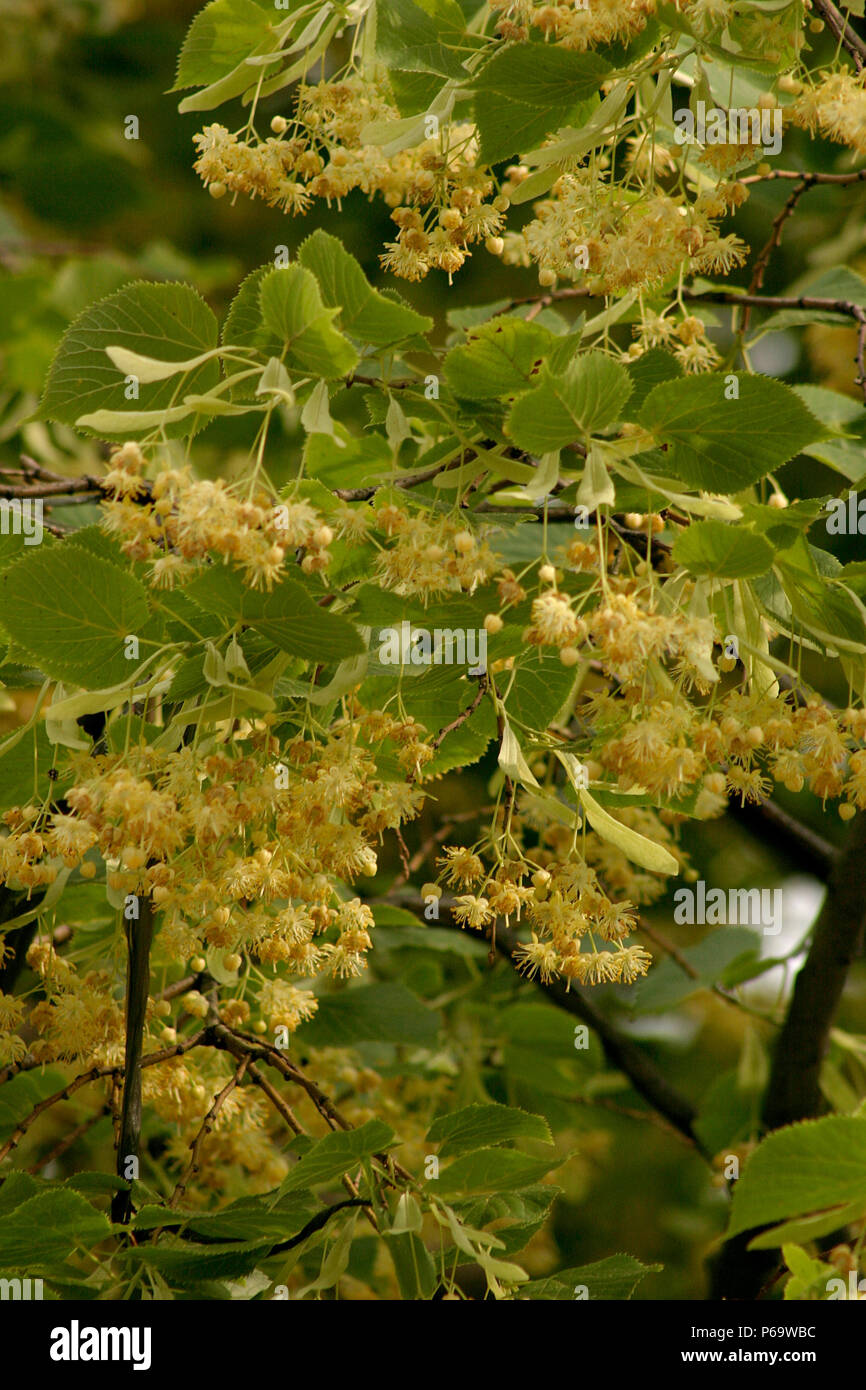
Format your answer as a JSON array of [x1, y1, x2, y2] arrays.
[[102, 451, 321, 591], [593, 688, 866, 811], [193, 78, 504, 281], [525, 583, 718, 688], [0, 715, 425, 1058], [186, 10, 864, 300], [511, 173, 748, 296], [373, 505, 498, 596], [633, 311, 722, 374], [438, 842, 654, 987], [489, 0, 656, 50], [787, 71, 866, 156]]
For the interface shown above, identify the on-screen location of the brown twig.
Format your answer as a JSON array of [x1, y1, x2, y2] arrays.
[[0, 1035, 207, 1166], [208, 1023, 415, 1186], [0, 1065, 114, 1164], [169, 1057, 249, 1209], [153, 972, 204, 1003], [740, 179, 810, 336], [247, 1062, 305, 1135], [681, 287, 866, 400], [331, 451, 472, 501], [741, 168, 866, 187], [431, 676, 487, 752], [637, 920, 699, 979], [811, 0, 866, 69], [569, 1092, 695, 1147], [26, 1105, 111, 1175]]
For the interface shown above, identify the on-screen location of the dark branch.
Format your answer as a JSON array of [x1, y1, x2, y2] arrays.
[[111, 898, 155, 1225], [727, 797, 837, 880], [762, 811, 866, 1130]]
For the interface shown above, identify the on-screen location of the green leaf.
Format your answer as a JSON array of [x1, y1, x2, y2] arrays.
[[452, 1185, 558, 1255], [374, 917, 489, 959], [134, 1191, 320, 1242], [577, 786, 679, 875], [183, 567, 364, 662], [35, 281, 220, 439], [427, 1103, 553, 1158], [0, 1071, 68, 1144], [304, 428, 391, 490], [221, 266, 282, 397], [376, 0, 477, 79], [794, 385, 866, 481], [0, 1190, 112, 1269], [776, 536, 866, 653], [626, 348, 683, 413], [0, 722, 66, 810], [424, 697, 495, 776], [508, 650, 576, 729], [120, 1240, 268, 1282], [436, 1146, 568, 1195], [694, 1070, 755, 1155], [281, 1119, 394, 1194], [1, 545, 151, 687], [522, 1253, 661, 1300], [473, 44, 609, 165], [0, 1172, 45, 1215], [639, 374, 827, 491], [258, 265, 360, 378], [299, 982, 440, 1047], [782, 1244, 836, 1301], [297, 231, 432, 346], [442, 317, 553, 399], [727, 1116, 866, 1242], [672, 519, 774, 579], [174, 0, 277, 90], [386, 1230, 438, 1299], [506, 352, 633, 451], [632, 928, 760, 1013]]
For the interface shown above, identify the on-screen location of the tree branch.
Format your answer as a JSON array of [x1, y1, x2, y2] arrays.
[[111, 898, 155, 1225], [681, 288, 866, 400], [710, 811, 866, 1299], [762, 811, 866, 1130], [811, 0, 866, 69], [727, 797, 837, 880]]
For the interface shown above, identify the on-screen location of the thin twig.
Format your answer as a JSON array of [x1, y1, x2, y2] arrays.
[[247, 1062, 305, 1135], [0, 1033, 206, 1164], [740, 179, 810, 336], [812, 0, 866, 69], [169, 1058, 249, 1209], [681, 287, 866, 400], [430, 676, 487, 751], [27, 1106, 111, 1175]]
